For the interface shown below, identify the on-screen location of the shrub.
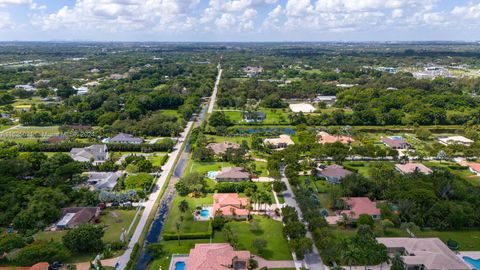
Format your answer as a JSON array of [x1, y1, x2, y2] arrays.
[[13, 242, 69, 266]]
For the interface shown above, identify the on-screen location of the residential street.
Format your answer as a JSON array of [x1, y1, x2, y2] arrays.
[[207, 65, 222, 114], [280, 167, 326, 270]]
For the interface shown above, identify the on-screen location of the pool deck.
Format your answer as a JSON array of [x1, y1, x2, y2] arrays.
[[168, 254, 189, 270], [460, 251, 480, 259]]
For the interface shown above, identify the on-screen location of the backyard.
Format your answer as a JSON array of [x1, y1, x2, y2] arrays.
[[416, 230, 480, 250], [162, 194, 213, 234]]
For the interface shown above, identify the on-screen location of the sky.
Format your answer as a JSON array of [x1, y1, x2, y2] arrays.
[[0, 0, 479, 41]]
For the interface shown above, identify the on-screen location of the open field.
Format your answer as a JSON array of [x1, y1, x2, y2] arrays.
[[185, 160, 234, 175], [218, 108, 291, 125], [0, 125, 60, 140]]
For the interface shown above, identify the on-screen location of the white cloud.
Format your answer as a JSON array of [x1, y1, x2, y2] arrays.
[[32, 0, 200, 32], [392, 9, 403, 18], [0, 12, 14, 29], [215, 13, 236, 29], [0, 0, 30, 5], [452, 2, 480, 20]]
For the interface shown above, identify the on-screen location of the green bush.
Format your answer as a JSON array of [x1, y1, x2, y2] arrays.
[[163, 222, 213, 240]]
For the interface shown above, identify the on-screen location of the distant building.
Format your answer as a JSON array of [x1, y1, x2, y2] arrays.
[[395, 163, 432, 175], [376, 67, 397, 74], [339, 197, 381, 220], [336, 84, 357, 88], [242, 66, 263, 77], [289, 103, 316, 113], [110, 73, 126, 80], [213, 193, 250, 219], [15, 84, 36, 91], [86, 171, 122, 191], [206, 141, 240, 156], [317, 131, 354, 144], [182, 243, 251, 270], [243, 111, 266, 123], [315, 95, 337, 106], [468, 162, 480, 176], [215, 167, 250, 182], [377, 238, 470, 270], [381, 136, 411, 149], [90, 68, 100, 73], [108, 133, 143, 144], [74, 86, 89, 95], [438, 136, 474, 146], [70, 144, 108, 164], [318, 164, 352, 184], [263, 135, 295, 149], [56, 207, 100, 230]]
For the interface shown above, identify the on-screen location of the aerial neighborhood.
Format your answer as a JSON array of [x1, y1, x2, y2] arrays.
[[1, 42, 480, 270]]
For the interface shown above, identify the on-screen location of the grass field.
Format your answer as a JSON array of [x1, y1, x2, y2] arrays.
[[185, 160, 234, 175], [35, 209, 141, 244], [416, 230, 480, 250], [163, 194, 213, 234], [206, 134, 251, 145], [218, 108, 291, 125], [0, 125, 60, 140], [424, 161, 480, 186]]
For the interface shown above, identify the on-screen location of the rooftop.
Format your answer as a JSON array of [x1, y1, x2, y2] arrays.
[[186, 243, 250, 270], [109, 133, 143, 143], [216, 167, 250, 180], [317, 131, 354, 144], [289, 103, 316, 113], [207, 141, 241, 155], [319, 164, 352, 180], [377, 238, 470, 270], [263, 135, 295, 147], [213, 193, 249, 216], [395, 163, 432, 175], [340, 197, 380, 219]]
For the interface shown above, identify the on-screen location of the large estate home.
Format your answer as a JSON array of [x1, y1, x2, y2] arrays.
[[108, 133, 143, 144], [206, 141, 240, 156], [317, 131, 354, 144], [381, 136, 411, 149], [183, 243, 251, 270], [377, 238, 470, 270], [339, 197, 381, 220], [395, 163, 433, 175], [55, 207, 100, 230], [213, 193, 250, 219], [263, 135, 294, 149], [215, 167, 250, 182], [318, 164, 352, 184], [70, 144, 108, 165]]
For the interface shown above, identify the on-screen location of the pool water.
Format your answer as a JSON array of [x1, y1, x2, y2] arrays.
[[200, 209, 209, 218], [390, 136, 403, 140], [175, 261, 186, 270], [463, 256, 480, 269]]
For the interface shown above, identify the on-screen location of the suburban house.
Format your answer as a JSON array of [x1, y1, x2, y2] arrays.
[[395, 163, 433, 175], [55, 207, 100, 230], [70, 144, 108, 164], [438, 136, 474, 146], [243, 111, 266, 123], [215, 167, 250, 182], [381, 136, 411, 149], [85, 172, 122, 191], [213, 193, 250, 219], [15, 84, 36, 91], [108, 133, 143, 144], [263, 135, 295, 149], [243, 66, 263, 77], [182, 243, 251, 270], [376, 238, 470, 270], [318, 164, 352, 184], [314, 95, 336, 106], [339, 197, 381, 220], [289, 103, 316, 113], [468, 162, 480, 176], [206, 141, 241, 156], [317, 131, 354, 144]]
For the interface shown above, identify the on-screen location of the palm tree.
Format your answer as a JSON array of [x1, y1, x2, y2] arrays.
[[339, 243, 357, 270], [178, 200, 189, 214], [390, 253, 406, 270], [175, 221, 182, 246]]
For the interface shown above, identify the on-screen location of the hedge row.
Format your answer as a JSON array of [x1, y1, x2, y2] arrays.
[[163, 222, 213, 240], [125, 243, 140, 270], [17, 141, 174, 152]]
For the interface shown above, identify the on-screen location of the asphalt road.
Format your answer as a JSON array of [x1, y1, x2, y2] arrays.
[[115, 65, 221, 270], [280, 167, 326, 270]]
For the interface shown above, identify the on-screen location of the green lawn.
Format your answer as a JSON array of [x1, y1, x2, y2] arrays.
[[330, 225, 409, 239], [0, 125, 60, 140], [160, 110, 180, 117], [212, 216, 292, 260], [254, 160, 269, 177], [416, 230, 480, 250], [185, 160, 234, 175], [163, 194, 213, 234], [424, 161, 480, 186], [206, 134, 251, 145], [147, 154, 168, 167], [217, 108, 290, 125], [35, 209, 141, 244]]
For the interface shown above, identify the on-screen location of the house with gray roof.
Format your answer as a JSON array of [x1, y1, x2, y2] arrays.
[[86, 171, 123, 191], [70, 144, 108, 165], [108, 133, 143, 144], [215, 167, 250, 182], [56, 207, 100, 230], [318, 164, 352, 184]]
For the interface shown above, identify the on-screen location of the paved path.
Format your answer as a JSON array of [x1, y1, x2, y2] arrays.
[[115, 120, 194, 270], [0, 124, 20, 134], [280, 167, 326, 270], [207, 65, 222, 114], [253, 255, 296, 269]]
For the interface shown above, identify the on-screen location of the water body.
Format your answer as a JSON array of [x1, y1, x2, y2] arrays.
[[133, 102, 207, 270], [234, 127, 295, 135]]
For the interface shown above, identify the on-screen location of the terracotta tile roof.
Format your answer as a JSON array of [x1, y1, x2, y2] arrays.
[[340, 197, 380, 220], [381, 136, 410, 148], [468, 162, 480, 173], [317, 131, 354, 144], [185, 243, 250, 270], [395, 163, 432, 174], [263, 135, 294, 147], [213, 193, 250, 216]]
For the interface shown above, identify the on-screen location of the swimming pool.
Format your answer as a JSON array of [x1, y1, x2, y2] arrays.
[[463, 256, 480, 269], [175, 261, 186, 270], [200, 209, 209, 218], [390, 136, 404, 140]]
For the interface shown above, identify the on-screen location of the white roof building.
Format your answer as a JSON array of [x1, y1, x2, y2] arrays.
[[438, 136, 474, 146], [289, 103, 316, 113]]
